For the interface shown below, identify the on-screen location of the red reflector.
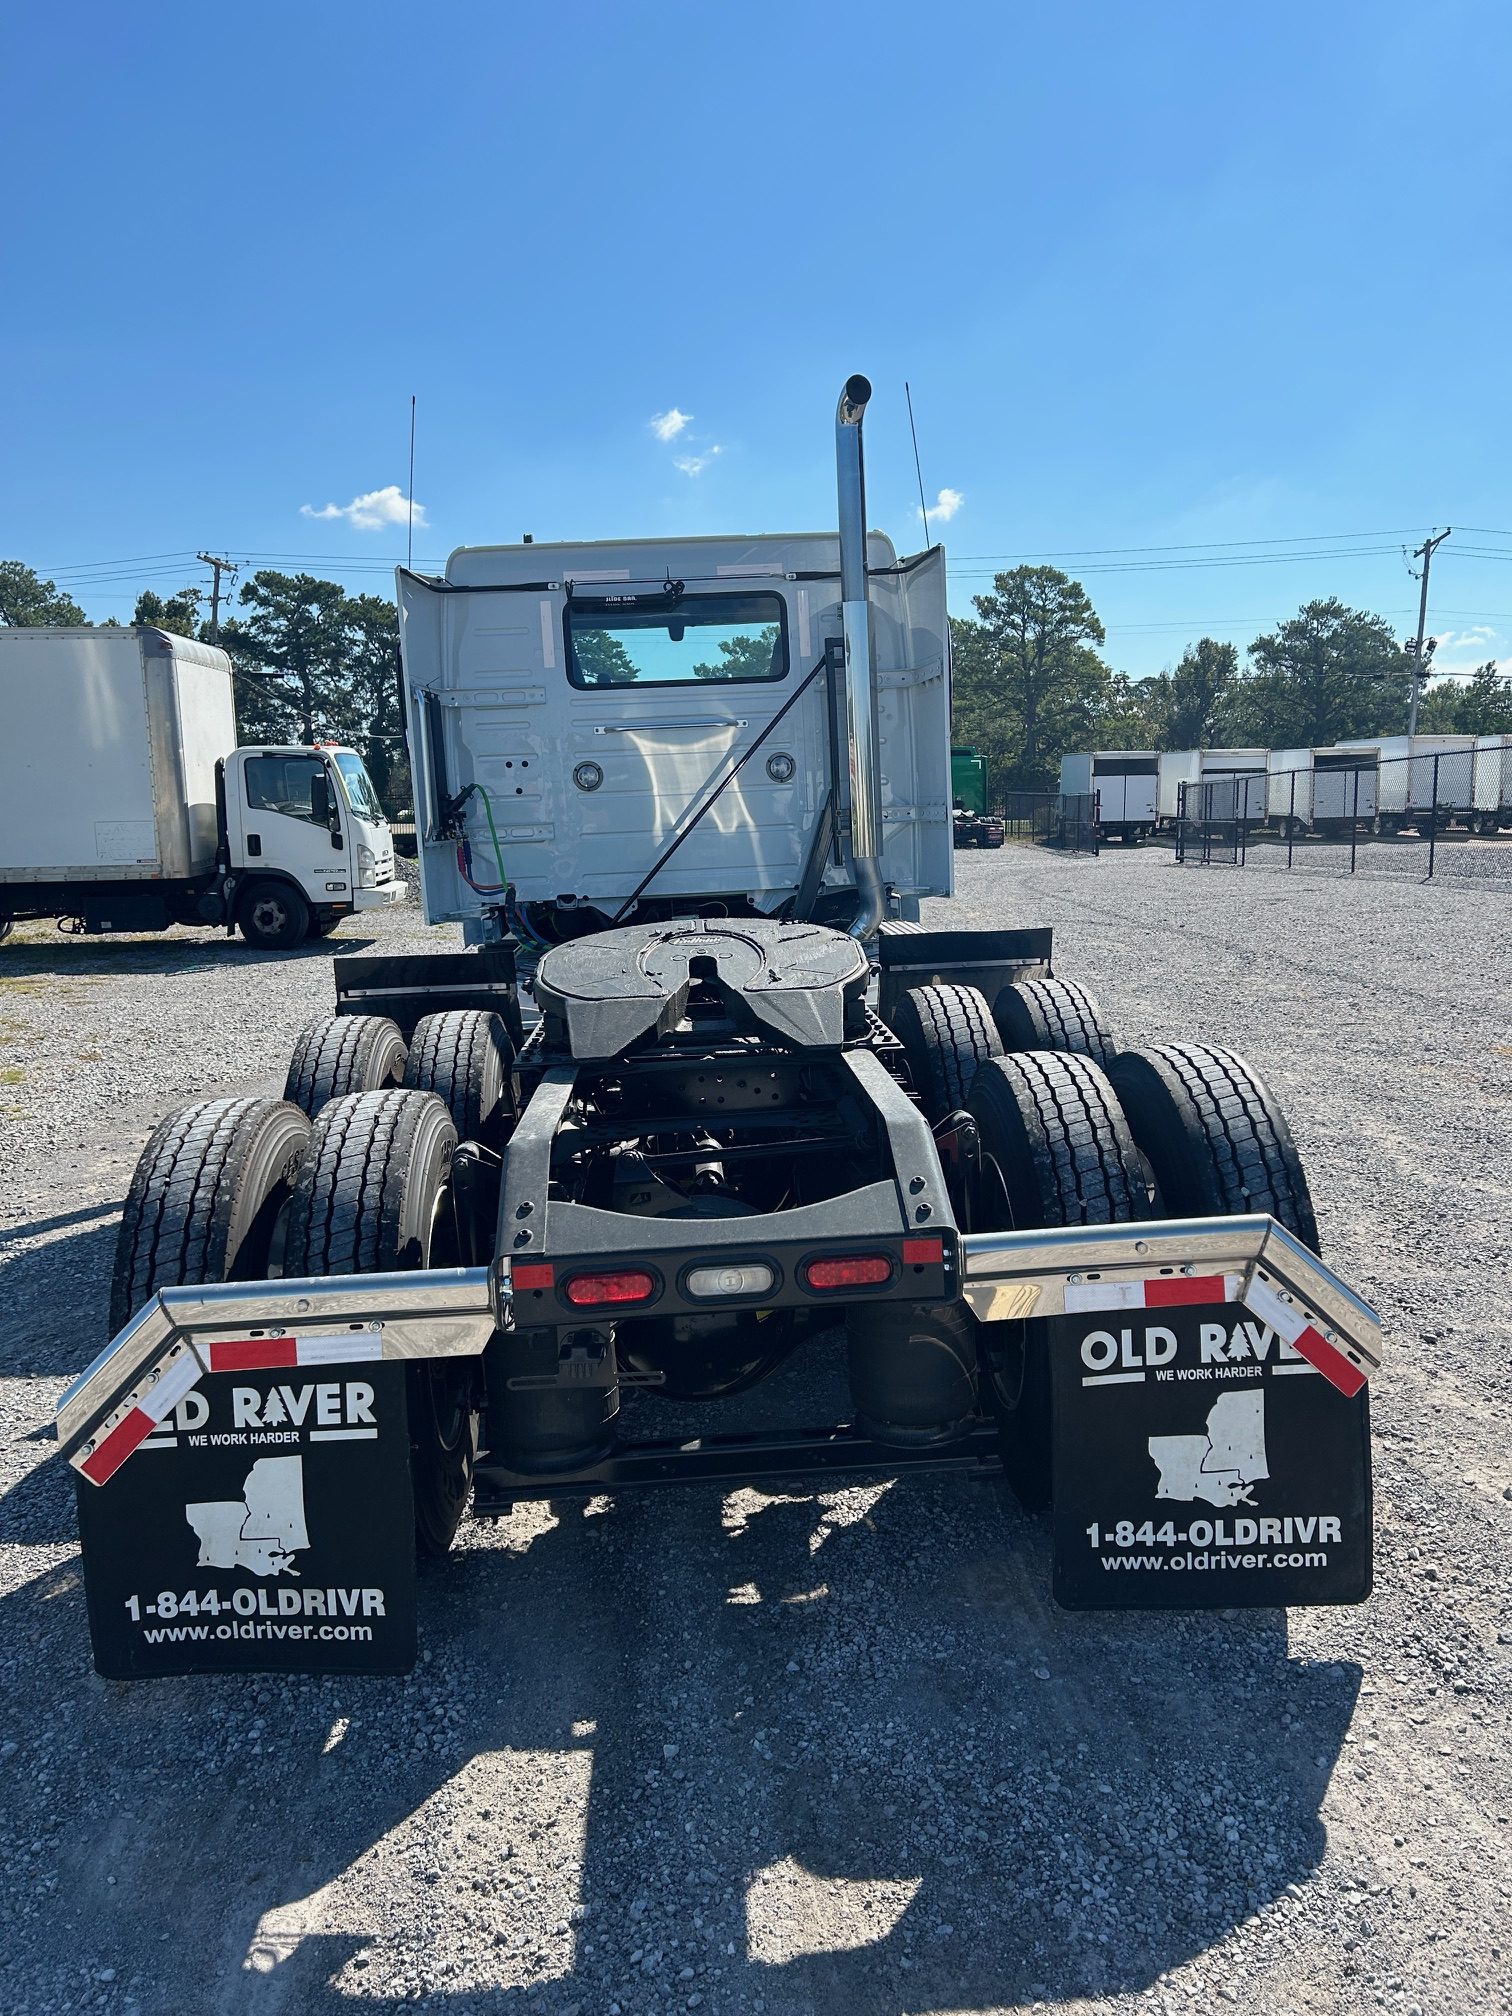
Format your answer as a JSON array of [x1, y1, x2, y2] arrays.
[[902, 1235, 945, 1266], [803, 1254, 893, 1291], [512, 1262, 555, 1292], [563, 1270, 657, 1308]]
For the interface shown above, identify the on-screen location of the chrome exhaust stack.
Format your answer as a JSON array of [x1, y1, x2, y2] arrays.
[[836, 373, 886, 940]]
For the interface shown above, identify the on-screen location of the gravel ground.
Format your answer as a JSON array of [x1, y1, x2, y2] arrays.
[[1, 850, 1509, 2016]]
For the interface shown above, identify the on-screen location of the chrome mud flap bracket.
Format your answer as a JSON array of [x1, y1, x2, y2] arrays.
[[960, 1215, 1380, 1611], [55, 1269, 499, 1680], [57, 1267, 499, 1488]]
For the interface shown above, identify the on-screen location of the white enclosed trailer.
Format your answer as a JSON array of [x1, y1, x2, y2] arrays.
[[1472, 734, 1512, 831], [1266, 747, 1379, 832], [0, 627, 401, 945], [1060, 751, 1159, 842]]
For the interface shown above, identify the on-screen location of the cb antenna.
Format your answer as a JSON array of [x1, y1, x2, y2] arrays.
[[407, 395, 417, 571], [905, 380, 929, 544]]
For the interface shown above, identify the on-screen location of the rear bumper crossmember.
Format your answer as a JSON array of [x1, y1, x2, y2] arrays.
[[56, 1215, 1381, 1488]]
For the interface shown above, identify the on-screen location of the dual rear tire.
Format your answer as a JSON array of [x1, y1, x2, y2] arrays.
[[110, 1085, 479, 1557]]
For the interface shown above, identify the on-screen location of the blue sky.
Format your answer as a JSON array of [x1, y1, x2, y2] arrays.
[[3, 0, 1510, 685]]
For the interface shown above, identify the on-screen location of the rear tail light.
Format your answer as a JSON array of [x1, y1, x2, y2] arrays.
[[803, 1254, 893, 1292], [563, 1269, 658, 1308], [685, 1262, 777, 1299]]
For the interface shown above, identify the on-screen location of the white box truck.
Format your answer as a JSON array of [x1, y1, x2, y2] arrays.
[[1472, 733, 1512, 833], [0, 626, 403, 948], [1266, 746, 1378, 834], [1159, 748, 1268, 828], [1337, 734, 1477, 833], [1060, 750, 1158, 843]]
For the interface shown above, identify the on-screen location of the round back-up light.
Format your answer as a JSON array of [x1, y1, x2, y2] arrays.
[[803, 1254, 893, 1292], [563, 1270, 657, 1308], [685, 1262, 777, 1299]]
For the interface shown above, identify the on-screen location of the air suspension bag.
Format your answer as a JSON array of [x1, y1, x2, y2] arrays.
[[845, 1301, 980, 1448], [485, 1328, 619, 1474]]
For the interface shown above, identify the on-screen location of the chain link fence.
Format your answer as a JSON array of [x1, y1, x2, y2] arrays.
[[1173, 746, 1512, 888], [983, 788, 1100, 853]]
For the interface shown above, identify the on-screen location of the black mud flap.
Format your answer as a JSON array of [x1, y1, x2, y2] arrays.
[[75, 1361, 418, 1678], [1049, 1301, 1371, 1609]]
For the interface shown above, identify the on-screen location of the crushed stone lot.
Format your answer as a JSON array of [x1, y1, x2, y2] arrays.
[[1, 847, 1510, 2016]]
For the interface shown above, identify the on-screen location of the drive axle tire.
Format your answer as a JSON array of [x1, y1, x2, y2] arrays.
[[110, 1097, 312, 1336], [402, 1009, 515, 1146], [283, 1012, 408, 1117], [1108, 1042, 1320, 1252], [237, 879, 310, 951], [993, 976, 1118, 1071], [281, 1089, 476, 1556], [891, 983, 1003, 1122], [965, 1051, 1147, 1510]]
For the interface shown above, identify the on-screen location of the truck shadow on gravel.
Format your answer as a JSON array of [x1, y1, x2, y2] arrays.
[[0, 933, 378, 980], [4, 1464, 1362, 2016]]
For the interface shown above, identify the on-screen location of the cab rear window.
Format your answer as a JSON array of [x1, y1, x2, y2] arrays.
[[565, 590, 788, 689]]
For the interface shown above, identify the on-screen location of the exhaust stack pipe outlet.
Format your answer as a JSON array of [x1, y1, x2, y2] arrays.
[[835, 374, 886, 940]]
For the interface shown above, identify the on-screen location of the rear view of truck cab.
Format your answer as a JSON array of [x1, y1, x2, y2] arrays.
[[396, 527, 952, 939]]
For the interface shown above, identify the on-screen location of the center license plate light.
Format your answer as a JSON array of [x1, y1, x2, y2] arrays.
[[685, 1262, 777, 1299]]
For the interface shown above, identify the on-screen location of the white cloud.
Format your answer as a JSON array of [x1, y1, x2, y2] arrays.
[[675, 446, 723, 477], [301, 485, 427, 531], [917, 486, 964, 524], [650, 408, 691, 442]]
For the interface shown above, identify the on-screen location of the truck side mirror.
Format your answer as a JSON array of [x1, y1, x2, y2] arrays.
[[310, 773, 329, 826]]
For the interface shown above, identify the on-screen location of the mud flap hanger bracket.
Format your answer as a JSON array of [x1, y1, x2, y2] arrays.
[[959, 1214, 1381, 1397], [56, 1268, 498, 1485]]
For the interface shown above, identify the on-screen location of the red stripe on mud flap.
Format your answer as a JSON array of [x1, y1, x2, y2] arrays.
[[206, 1337, 299, 1372], [1291, 1324, 1367, 1398], [79, 1407, 154, 1486], [1143, 1275, 1231, 1308]]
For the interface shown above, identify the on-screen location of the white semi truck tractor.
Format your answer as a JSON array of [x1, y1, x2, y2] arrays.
[[57, 380, 1382, 1680], [0, 625, 402, 947]]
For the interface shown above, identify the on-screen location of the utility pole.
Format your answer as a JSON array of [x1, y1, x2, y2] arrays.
[[1406, 529, 1451, 734], [197, 552, 239, 642]]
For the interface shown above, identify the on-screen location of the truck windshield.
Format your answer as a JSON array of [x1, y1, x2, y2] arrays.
[[334, 752, 384, 821], [565, 592, 787, 689]]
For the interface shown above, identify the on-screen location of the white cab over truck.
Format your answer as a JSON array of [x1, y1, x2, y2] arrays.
[[0, 626, 402, 948], [1060, 750, 1159, 844]]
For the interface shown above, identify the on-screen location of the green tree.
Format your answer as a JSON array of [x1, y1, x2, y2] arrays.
[[693, 626, 780, 680], [0, 560, 88, 627], [222, 572, 351, 743], [571, 628, 638, 685], [133, 585, 204, 636], [1095, 671, 1163, 746], [1239, 600, 1411, 745], [951, 567, 1111, 787], [1417, 660, 1512, 734], [1151, 638, 1239, 746], [345, 592, 410, 814]]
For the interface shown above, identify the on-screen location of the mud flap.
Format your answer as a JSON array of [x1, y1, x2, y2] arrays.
[[1049, 1301, 1371, 1609], [75, 1360, 418, 1678]]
